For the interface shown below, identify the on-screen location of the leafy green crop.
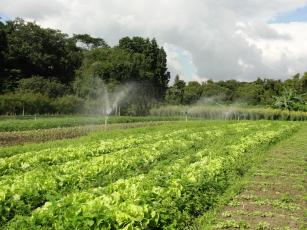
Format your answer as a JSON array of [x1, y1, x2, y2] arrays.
[[0, 121, 299, 229]]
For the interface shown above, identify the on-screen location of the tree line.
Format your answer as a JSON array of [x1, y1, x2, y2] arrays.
[[0, 18, 170, 115], [0, 18, 306, 115], [166, 74, 307, 111]]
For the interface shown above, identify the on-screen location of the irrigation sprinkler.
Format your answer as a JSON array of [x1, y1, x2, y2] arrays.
[[104, 115, 108, 129]]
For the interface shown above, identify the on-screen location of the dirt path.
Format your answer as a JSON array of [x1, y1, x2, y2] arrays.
[[205, 125, 307, 230]]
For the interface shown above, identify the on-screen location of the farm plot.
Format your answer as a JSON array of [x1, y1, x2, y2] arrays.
[[200, 124, 307, 230], [0, 115, 182, 132], [0, 121, 299, 229]]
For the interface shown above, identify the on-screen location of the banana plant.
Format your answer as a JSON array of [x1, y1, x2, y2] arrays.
[[273, 88, 306, 112]]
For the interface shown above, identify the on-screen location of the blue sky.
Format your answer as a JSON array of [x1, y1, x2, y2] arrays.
[[0, 12, 10, 21], [176, 50, 198, 82], [272, 4, 307, 23]]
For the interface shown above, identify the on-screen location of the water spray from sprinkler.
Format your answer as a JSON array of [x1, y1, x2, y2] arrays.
[[97, 81, 132, 128]]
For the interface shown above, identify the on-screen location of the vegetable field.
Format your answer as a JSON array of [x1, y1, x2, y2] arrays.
[[0, 115, 183, 132], [0, 121, 300, 229]]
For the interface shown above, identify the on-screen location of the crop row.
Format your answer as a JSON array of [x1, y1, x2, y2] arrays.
[[1, 122, 298, 228], [0, 128, 188, 177], [4, 123, 297, 229], [0, 115, 183, 132], [0, 121, 170, 147], [0, 125, 228, 224]]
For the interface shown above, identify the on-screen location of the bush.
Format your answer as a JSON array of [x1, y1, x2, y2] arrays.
[[52, 95, 84, 114], [0, 92, 53, 115], [17, 76, 67, 98], [0, 93, 85, 115]]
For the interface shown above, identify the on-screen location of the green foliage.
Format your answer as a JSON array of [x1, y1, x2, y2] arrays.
[[0, 115, 183, 132], [1, 18, 82, 91], [183, 81, 202, 104], [202, 80, 231, 102], [52, 95, 84, 114], [166, 74, 306, 111], [74, 48, 132, 97], [17, 76, 67, 98], [0, 92, 52, 115], [75, 37, 170, 115], [0, 20, 7, 84], [73, 33, 109, 50], [256, 221, 270, 230], [150, 105, 307, 120], [0, 17, 306, 115], [234, 82, 263, 105], [215, 219, 250, 229], [118, 37, 170, 97], [0, 93, 83, 115], [165, 75, 186, 104], [273, 88, 306, 111], [0, 121, 299, 228]]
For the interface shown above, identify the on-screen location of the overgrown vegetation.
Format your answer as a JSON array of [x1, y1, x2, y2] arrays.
[[150, 105, 307, 120], [0, 18, 170, 115], [165, 75, 307, 110], [0, 18, 306, 116]]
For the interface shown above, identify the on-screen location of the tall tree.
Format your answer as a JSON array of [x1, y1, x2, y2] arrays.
[[0, 20, 8, 92], [301, 72, 307, 95], [75, 37, 170, 114], [73, 34, 109, 50], [183, 81, 202, 104], [118, 37, 170, 98], [2, 18, 82, 89], [202, 79, 231, 102], [165, 75, 186, 104], [74, 47, 132, 97]]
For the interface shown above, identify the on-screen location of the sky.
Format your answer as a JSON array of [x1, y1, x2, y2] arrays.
[[1, 0, 307, 82]]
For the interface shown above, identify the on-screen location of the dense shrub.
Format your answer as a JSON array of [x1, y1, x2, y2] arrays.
[[0, 92, 52, 115], [52, 95, 84, 114], [0, 93, 85, 115], [17, 76, 68, 98]]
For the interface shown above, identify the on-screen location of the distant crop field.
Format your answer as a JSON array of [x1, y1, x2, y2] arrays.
[[0, 120, 299, 229], [0, 115, 183, 132], [150, 105, 307, 121]]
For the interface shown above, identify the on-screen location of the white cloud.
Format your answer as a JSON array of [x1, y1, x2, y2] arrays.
[[1, 0, 307, 81], [238, 21, 307, 78], [0, 0, 66, 20]]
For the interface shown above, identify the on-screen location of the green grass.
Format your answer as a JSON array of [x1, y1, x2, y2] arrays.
[[0, 115, 184, 132]]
